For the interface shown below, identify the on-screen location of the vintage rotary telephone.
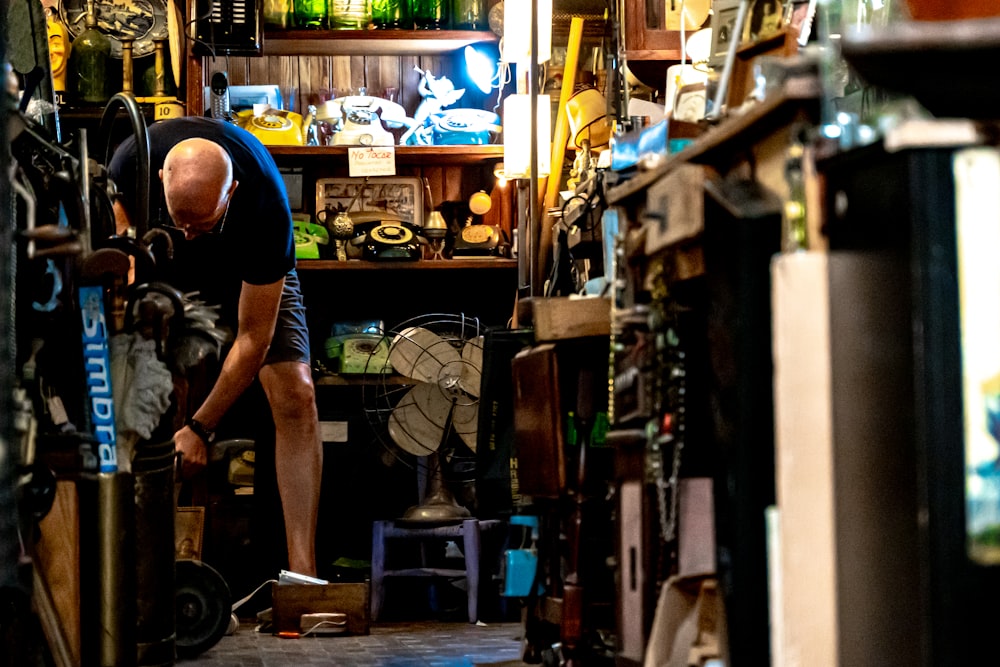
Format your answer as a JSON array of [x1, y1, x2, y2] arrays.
[[348, 212, 426, 261], [324, 95, 404, 147], [452, 191, 505, 257]]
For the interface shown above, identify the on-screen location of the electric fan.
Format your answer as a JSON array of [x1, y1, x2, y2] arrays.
[[363, 314, 486, 523]]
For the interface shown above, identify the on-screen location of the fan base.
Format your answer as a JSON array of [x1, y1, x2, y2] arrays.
[[400, 489, 471, 524]]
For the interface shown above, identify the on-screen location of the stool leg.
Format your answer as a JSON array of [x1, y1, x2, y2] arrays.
[[371, 520, 387, 622], [462, 519, 481, 623]]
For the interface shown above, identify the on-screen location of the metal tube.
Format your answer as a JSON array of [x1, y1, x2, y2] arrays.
[[98, 471, 137, 667], [528, 0, 540, 295]]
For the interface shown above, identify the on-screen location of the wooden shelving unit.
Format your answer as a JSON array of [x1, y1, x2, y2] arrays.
[[297, 257, 516, 271], [269, 144, 503, 165], [262, 29, 499, 56], [606, 77, 823, 205]]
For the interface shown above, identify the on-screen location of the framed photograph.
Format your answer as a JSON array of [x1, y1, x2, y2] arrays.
[[175, 506, 205, 560], [709, 0, 743, 68], [315, 177, 424, 227]]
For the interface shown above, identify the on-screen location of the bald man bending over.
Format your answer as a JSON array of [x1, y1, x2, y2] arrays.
[[110, 117, 322, 577]]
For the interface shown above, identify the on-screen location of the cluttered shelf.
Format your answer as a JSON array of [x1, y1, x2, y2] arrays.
[[297, 258, 517, 271], [268, 144, 503, 165], [262, 29, 499, 55], [606, 77, 823, 205], [314, 373, 415, 386]]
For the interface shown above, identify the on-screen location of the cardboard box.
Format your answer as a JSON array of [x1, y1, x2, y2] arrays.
[[271, 581, 370, 636]]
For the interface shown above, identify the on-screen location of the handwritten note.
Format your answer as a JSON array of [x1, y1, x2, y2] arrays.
[[348, 147, 397, 177]]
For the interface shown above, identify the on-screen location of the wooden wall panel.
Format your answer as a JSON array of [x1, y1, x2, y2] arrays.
[[202, 49, 493, 120]]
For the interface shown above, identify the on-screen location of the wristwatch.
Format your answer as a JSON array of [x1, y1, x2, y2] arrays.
[[185, 417, 216, 445]]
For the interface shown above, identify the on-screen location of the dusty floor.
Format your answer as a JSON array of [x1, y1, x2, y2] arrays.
[[178, 620, 531, 667]]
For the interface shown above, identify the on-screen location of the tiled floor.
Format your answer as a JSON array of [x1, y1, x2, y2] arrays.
[[179, 620, 532, 667]]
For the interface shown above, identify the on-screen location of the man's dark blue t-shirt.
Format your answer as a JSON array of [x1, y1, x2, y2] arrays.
[[109, 117, 295, 321]]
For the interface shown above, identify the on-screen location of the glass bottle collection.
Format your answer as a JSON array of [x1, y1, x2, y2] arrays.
[[264, 0, 488, 30]]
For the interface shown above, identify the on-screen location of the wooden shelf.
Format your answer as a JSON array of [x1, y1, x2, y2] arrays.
[[298, 258, 517, 271], [262, 29, 499, 56], [269, 144, 504, 165], [314, 374, 413, 386], [606, 77, 823, 205]]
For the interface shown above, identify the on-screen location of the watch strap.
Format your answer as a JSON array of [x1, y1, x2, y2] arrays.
[[186, 417, 215, 444]]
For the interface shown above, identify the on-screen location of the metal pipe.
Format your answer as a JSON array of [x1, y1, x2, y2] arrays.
[[528, 0, 540, 295], [98, 471, 136, 667], [99, 93, 150, 237]]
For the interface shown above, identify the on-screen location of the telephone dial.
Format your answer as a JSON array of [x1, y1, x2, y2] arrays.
[[349, 214, 426, 261], [452, 191, 505, 257]]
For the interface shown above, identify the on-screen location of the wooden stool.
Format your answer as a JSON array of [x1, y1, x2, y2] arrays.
[[370, 518, 502, 624]]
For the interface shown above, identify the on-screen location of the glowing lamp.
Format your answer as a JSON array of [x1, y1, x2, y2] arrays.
[[502, 0, 552, 64], [503, 93, 551, 178]]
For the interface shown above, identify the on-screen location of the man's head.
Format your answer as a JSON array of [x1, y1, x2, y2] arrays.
[[160, 138, 239, 238]]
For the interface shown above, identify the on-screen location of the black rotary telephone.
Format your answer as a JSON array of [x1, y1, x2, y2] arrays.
[[349, 213, 426, 261]]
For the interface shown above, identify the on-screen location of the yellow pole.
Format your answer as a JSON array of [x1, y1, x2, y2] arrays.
[[537, 16, 585, 294]]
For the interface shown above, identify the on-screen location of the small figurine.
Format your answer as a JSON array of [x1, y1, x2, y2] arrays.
[[399, 66, 465, 145]]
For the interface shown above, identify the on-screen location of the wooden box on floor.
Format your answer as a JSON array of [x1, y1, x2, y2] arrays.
[[271, 581, 371, 635]]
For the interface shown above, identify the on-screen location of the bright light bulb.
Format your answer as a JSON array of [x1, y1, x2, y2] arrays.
[[464, 46, 496, 95]]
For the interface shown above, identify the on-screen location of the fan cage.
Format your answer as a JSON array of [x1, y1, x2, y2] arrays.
[[362, 313, 487, 482]]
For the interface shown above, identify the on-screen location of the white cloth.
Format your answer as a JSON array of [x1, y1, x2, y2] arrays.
[[110, 333, 174, 470]]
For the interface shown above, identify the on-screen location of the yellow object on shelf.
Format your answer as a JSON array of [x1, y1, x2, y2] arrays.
[[237, 108, 305, 146], [46, 8, 71, 93]]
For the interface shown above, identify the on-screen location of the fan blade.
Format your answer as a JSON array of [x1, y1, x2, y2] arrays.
[[387, 383, 449, 456], [452, 401, 479, 452], [389, 326, 461, 384], [458, 335, 484, 398]]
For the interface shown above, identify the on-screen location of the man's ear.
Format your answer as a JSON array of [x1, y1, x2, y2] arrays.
[[158, 168, 164, 182], [229, 179, 240, 197]]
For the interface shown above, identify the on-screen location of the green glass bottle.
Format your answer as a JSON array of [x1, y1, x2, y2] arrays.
[[295, 0, 330, 28], [69, 0, 111, 105], [412, 0, 447, 29], [452, 0, 485, 29]]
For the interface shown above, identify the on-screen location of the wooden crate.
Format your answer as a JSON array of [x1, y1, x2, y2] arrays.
[[271, 581, 370, 635]]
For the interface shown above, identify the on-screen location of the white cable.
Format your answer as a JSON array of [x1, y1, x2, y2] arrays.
[[231, 578, 278, 612]]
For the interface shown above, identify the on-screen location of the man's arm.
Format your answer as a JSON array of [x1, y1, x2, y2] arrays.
[[175, 278, 284, 476], [113, 200, 133, 236]]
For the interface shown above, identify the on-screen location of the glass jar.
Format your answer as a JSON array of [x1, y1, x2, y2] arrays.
[[372, 0, 411, 29], [452, 0, 485, 29], [331, 0, 372, 29], [412, 0, 448, 29], [295, 0, 329, 28], [263, 0, 294, 29]]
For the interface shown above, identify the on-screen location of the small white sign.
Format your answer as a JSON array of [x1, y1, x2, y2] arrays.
[[348, 147, 396, 177], [319, 420, 348, 443]]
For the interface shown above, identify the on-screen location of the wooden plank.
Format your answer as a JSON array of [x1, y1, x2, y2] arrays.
[[398, 54, 421, 113], [518, 296, 611, 341], [262, 29, 498, 55], [34, 481, 81, 666], [270, 55, 300, 113], [331, 55, 353, 97]]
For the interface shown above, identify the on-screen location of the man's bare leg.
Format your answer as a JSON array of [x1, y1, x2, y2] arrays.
[[259, 361, 322, 576]]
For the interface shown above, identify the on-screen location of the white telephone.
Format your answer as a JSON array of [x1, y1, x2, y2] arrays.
[[319, 96, 410, 147]]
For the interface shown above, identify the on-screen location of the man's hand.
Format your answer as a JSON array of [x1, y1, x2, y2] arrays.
[[175, 425, 208, 478]]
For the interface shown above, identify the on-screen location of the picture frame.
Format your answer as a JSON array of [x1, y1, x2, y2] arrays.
[[709, 0, 743, 68], [315, 177, 424, 228], [175, 506, 205, 560]]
